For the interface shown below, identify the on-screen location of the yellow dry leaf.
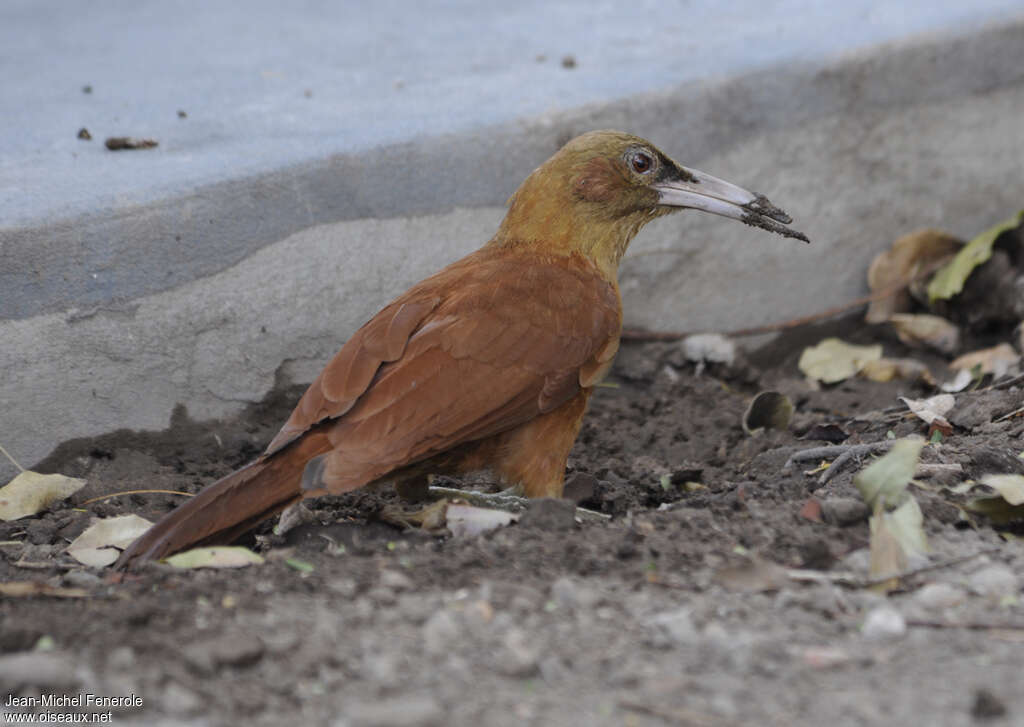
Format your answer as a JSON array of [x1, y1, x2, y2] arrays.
[[798, 338, 883, 384], [859, 358, 935, 384], [887, 314, 959, 354], [865, 229, 960, 323], [980, 474, 1024, 506], [66, 515, 153, 567], [165, 546, 265, 569], [950, 343, 1019, 377], [0, 471, 86, 521]]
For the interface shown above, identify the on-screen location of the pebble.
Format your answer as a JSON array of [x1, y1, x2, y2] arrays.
[[184, 632, 265, 673], [161, 682, 203, 716], [0, 651, 80, 691], [549, 576, 599, 610], [820, 497, 871, 526], [971, 687, 1008, 720], [518, 497, 576, 531], [562, 472, 597, 503], [63, 570, 103, 589], [493, 628, 539, 677], [106, 646, 135, 671], [379, 569, 415, 592], [421, 610, 459, 656], [861, 605, 907, 640], [913, 582, 967, 610], [25, 519, 58, 545], [967, 565, 1019, 598], [339, 693, 444, 727], [646, 608, 698, 648]]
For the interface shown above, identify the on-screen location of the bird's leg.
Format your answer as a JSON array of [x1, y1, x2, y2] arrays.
[[273, 500, 316, 537]]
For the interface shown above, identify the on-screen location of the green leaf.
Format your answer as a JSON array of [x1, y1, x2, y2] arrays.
[[927, 210, 1024, 302], [886, 497, 929, 560], [854, 438, 925, 509], [284, 557, 314, 572]]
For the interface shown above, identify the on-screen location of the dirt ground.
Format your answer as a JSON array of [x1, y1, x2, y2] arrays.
[[2, 314, 1023, 727]]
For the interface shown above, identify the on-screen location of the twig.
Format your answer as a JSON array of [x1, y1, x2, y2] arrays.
[[993, 405, 1024, 423], [784, 441, 894, 485], [820, 442, 894, 485], [786, 547, 1001, 589], [907, 619, 1024, 631], [0, 443, 25, 472], [79, 489, 194, 506], [990, 372, 1024, 391]]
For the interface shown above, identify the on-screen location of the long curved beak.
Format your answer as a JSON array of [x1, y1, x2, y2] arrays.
[[654, 168, 809, 243]]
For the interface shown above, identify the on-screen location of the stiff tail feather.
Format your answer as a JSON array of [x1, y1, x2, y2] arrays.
[[115, 431, 331, 569]]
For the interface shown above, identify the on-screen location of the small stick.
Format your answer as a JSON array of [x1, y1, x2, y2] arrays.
[[0, 443, 25, 472], [783, 441, 894, 486], [786, 547, 1000, 589], [820, 441, 894, 485], [907, 619, 1024, 631], [79, 489, 194, 506]]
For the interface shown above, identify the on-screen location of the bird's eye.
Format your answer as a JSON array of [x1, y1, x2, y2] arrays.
[[630, 151, 654, 174]]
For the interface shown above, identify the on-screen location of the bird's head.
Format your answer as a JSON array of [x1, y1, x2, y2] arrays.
[[495, 130, 807, 278]]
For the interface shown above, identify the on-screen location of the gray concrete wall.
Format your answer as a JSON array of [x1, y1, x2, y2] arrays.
[[3, 2, 1024, 480]]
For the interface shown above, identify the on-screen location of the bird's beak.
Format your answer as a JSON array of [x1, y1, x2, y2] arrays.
[[654, 168, 809, 243]]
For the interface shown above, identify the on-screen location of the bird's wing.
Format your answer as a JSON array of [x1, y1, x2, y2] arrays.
[[264, 248, 621, 493]]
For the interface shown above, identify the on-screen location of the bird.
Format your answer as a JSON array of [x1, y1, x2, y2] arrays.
[[115, 130, 807, 568]]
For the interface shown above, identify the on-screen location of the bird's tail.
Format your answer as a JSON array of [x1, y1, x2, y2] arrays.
[[114, 430, 331, 569]]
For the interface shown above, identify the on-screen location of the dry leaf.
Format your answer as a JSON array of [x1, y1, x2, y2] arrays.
[[887, 314, 960, 354], [798, 338, 883, 384], [742, 391, 793, 435], [446, 503, 518, 537], [859, 358, 935, 384], [928, 210, 1024, 302], [0, 471, 86, 521], [0, 581, 89, 598], [866, 229, 960, 323], [965, 495, 1024, 524], [979, 474, 1024, 506], [869, 498, 929, 591], [66, 515, 153, 567], [900, 394, 955, 428], [165, 546, 265, 569], [868, 510, 907, 592], [941, 369, 975, 393], [950, 343, 1020, 378]]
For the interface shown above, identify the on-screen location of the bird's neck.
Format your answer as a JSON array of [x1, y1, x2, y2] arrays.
[[490, 187, 649, 282]]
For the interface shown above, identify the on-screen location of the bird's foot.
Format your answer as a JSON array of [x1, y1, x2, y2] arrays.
[[273, 501, 316, 537], [378, 499, 449, 531], [426, 484, 529, 513], [426, 484, 610, 522]]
